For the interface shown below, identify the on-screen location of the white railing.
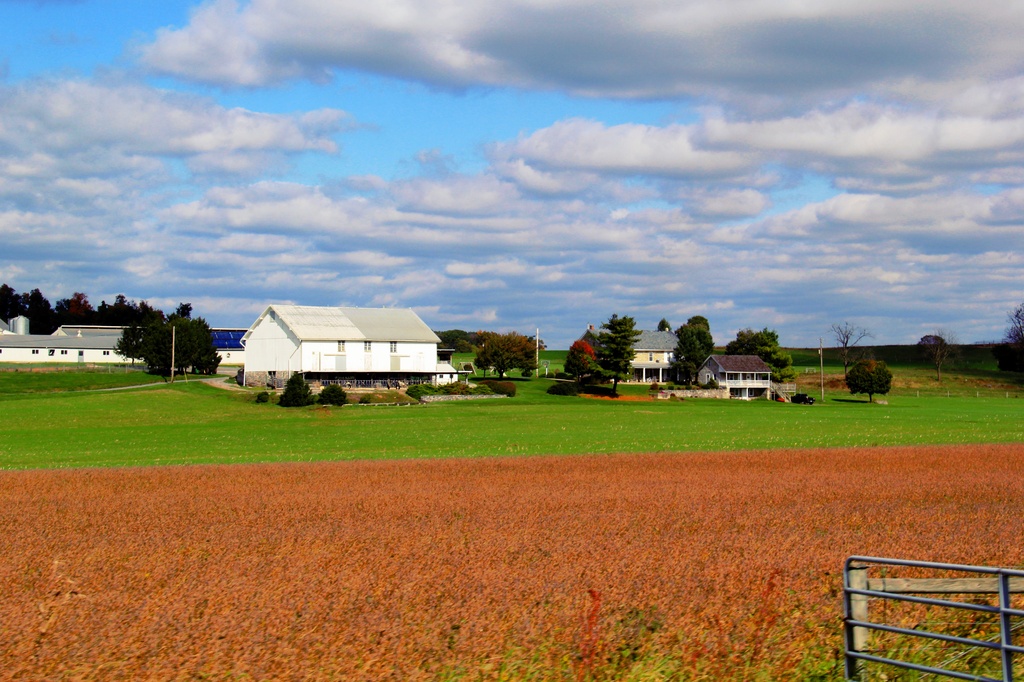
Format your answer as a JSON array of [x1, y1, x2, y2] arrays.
[[721, 379, 771, 388]]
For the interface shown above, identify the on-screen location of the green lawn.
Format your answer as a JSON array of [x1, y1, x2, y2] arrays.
[[2, 373, 1023, 470], [0, 367, 167, 394]]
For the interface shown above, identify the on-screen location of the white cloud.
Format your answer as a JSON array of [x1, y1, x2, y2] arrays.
[[494, 119, 752, 177], [689, 189, 771, 219], [139, 0, 1024, 106]]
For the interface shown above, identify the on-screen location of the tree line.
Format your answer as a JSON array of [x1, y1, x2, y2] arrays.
[[0, 284, 219, 376], [0, 284, 170, 334]]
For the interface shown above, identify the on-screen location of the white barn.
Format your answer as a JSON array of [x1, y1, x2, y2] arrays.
[[241, 305, 457, 388]]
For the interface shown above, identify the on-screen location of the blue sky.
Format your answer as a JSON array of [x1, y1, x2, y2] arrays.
[[1, 0, 1023, 348]]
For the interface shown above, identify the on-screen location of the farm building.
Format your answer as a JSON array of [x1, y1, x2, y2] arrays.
[[241, 305, 457, 388], [0, 331, 126, 364], [699, 355, 787, 400], [211, 328, 247, 366]]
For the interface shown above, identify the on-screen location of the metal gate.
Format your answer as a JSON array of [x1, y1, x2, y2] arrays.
[[844, 556, 1024, 681]]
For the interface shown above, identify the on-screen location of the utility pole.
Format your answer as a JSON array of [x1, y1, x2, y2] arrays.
[[819, 337, 824, 402], [170, 325, 176, 384], [535, 328, 539, 379]]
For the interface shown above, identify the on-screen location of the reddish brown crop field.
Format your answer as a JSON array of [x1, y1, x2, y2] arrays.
[[3, 445, 1024, 680]]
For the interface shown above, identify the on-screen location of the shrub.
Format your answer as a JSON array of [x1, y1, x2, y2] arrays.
[[554, 372, 572, 381], [701, 378, 719, 390], [406, 384, 438, 400], [470, 384, 495, 395], [358, 394, 372, 404], [255, 391, 270, 404], [649, 382, 660, 393], [520, 369, 533, 378], [278, 373, 315, 407], [547, 382, 579, 396], [478, 379, 516, 397], [318, 385, 347, 406], [442, 382, 472, 395]]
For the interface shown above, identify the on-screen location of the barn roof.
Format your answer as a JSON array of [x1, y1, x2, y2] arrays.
[[244, 305, 441, 344]]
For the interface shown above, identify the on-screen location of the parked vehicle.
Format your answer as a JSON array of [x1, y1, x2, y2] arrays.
[[791, 393, 815, 405]]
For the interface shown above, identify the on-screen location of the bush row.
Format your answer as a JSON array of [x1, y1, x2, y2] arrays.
[[259, 375, 350, 407], [405, 382, 495, 400], [475, 379, 517, 397], [546, 382, 579, 396]]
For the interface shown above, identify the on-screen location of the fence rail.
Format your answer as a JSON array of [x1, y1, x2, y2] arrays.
[[844, 556, 1024, 681]]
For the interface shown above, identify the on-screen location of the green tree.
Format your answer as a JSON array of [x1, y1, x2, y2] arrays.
[[279, 373, 314, 407], [21, 288, 56, 334], [318, 384, 347, 406], [115, 323, 145, 364], [436, 329, 473, 353], [673, 323, 715, 385], [596, 314, 641, 395], [475, 331, 537, 378], [564, 339, 598, 384], [725, 327, 796, 383], [183, 317, 221, 375], [0, 283, 25, 322], [686, 315, 710, 332], [657, 318, 671, 332], [845, 359, 893, 402], [138, 316, 220, 376]]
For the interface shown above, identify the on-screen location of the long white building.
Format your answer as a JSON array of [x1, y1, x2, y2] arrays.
[[241, 305, 458, 387], [0, 332, 127, 364]]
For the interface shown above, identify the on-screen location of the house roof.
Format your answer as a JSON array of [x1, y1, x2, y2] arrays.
[[577, 328, 676, 351], [245, 305, 441, 344], [635, 330, 676, 351], [706, 355, 771, 372]]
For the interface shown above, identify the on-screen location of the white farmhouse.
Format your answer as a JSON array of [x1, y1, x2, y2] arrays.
[[241, 305, 457, 388]]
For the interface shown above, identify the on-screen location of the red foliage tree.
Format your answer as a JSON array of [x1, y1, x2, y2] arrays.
[[564, 340, 598, 384]]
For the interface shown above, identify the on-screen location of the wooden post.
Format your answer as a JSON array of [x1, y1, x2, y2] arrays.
[[170, 325, 176, 383], [847, 563, 869, 680], [819, 337, 824, 402]]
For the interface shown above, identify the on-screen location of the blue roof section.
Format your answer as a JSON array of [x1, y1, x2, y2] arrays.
[[211, 329, 246, 350]]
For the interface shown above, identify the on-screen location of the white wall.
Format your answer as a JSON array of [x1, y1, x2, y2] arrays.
[[0, 346, 127, 363], [299, 340, 438, 373], [243, 313, 300, 373], [217, 349, 246, 366]]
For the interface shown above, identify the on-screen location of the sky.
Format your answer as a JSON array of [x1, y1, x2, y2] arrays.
[[1, 0, 1023, 348]]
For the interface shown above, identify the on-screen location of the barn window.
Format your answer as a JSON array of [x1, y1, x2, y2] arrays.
[[364, 341, 372, 352], [337, 340, 345, 352], [390, 341, 397, 352]]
